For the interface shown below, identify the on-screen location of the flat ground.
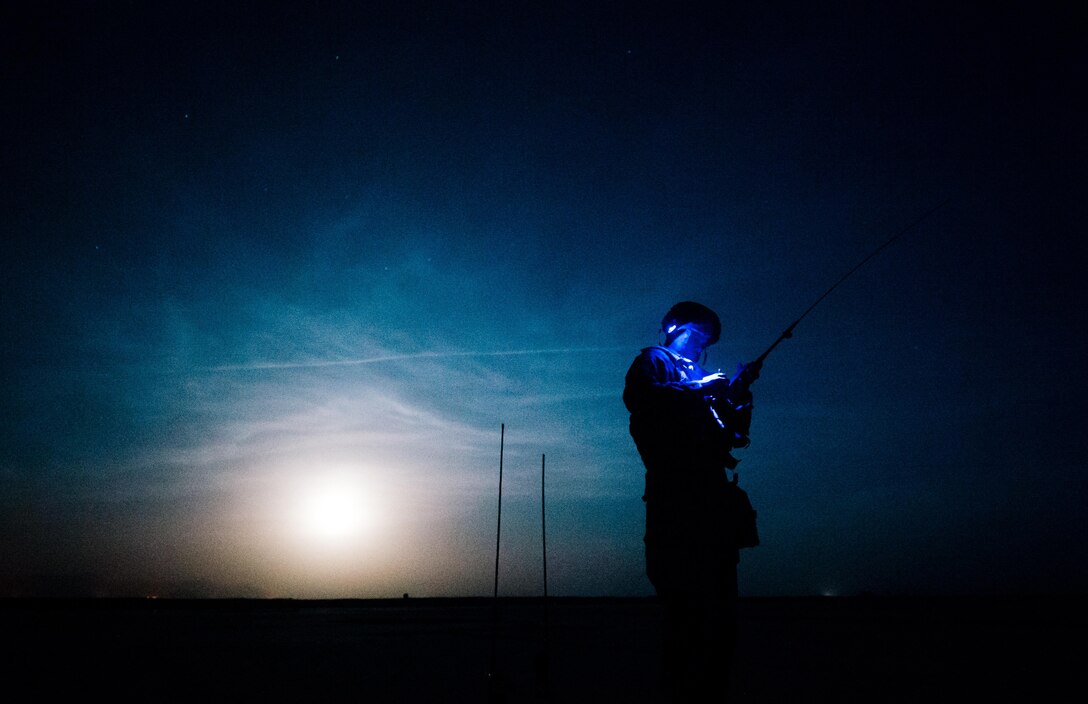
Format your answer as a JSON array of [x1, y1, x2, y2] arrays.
[[3, 596, 1083, 702]]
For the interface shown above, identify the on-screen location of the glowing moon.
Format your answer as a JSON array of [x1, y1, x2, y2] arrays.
[[299, 487, 363, 539], [292, 471, 379, 546]]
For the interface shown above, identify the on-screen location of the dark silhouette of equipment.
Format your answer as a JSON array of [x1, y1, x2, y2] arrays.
[[706, 196, 953, 454], [750, 196, 952, 377]]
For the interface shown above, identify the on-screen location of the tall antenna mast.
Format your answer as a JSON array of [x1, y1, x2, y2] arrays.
[[541, 454, 548, 605], [493, 423, 505, 602], [488, 424, 505, 699], [539, 453, 550, 693]]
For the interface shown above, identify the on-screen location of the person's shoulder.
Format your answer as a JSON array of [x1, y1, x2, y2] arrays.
[[630, 346, 678, 369], [639, 346, 677, 361]]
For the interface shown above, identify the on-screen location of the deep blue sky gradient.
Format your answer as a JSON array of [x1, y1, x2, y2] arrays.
[[2, 1, 1085, 597]]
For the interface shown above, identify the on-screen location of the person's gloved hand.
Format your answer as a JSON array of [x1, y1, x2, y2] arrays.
[[731, 359, 762, 388]]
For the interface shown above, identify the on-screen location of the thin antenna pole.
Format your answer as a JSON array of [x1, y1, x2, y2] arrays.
[[493, 423, 504, 601], [541, 453, 548, 604], [488, 424, 505, 697], [540, 453, 550, 695]]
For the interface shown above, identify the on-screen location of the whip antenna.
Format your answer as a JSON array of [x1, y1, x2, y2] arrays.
[[538, 453, 550, 694], [752, 196, 953, 366], [492, 423, 505, 603], [488, 424, 505, 699]]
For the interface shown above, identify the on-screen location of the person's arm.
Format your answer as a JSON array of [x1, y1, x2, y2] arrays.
[[623, 350, 719, 415]]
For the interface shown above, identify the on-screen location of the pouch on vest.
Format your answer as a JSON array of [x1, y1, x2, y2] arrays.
[[723, 477, 759, 549]]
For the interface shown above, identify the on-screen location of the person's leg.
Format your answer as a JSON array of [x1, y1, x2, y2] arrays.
[[694, 564, 738, 700], [660, 594, 701, 702]]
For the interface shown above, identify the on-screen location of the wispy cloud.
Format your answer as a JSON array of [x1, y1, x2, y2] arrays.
[[206, 346, 629, 371]]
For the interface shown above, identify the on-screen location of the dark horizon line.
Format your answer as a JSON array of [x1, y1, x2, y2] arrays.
[[2, 593, 1083, 606]]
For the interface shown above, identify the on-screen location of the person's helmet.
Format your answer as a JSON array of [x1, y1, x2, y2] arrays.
[[661, 301, 721, 345]]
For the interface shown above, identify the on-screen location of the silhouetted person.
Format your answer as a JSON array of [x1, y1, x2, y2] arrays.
[[623, 301, 758, 702]]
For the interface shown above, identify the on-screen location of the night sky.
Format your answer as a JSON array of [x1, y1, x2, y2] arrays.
[[2, 1, 1084, 599]]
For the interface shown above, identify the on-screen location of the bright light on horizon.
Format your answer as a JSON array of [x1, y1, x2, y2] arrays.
[[289, 467, 385, 549], [298, 485, 366, 540]]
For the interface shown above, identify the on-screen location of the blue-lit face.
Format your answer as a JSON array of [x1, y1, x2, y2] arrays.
[[671, 324, 713, 360]]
